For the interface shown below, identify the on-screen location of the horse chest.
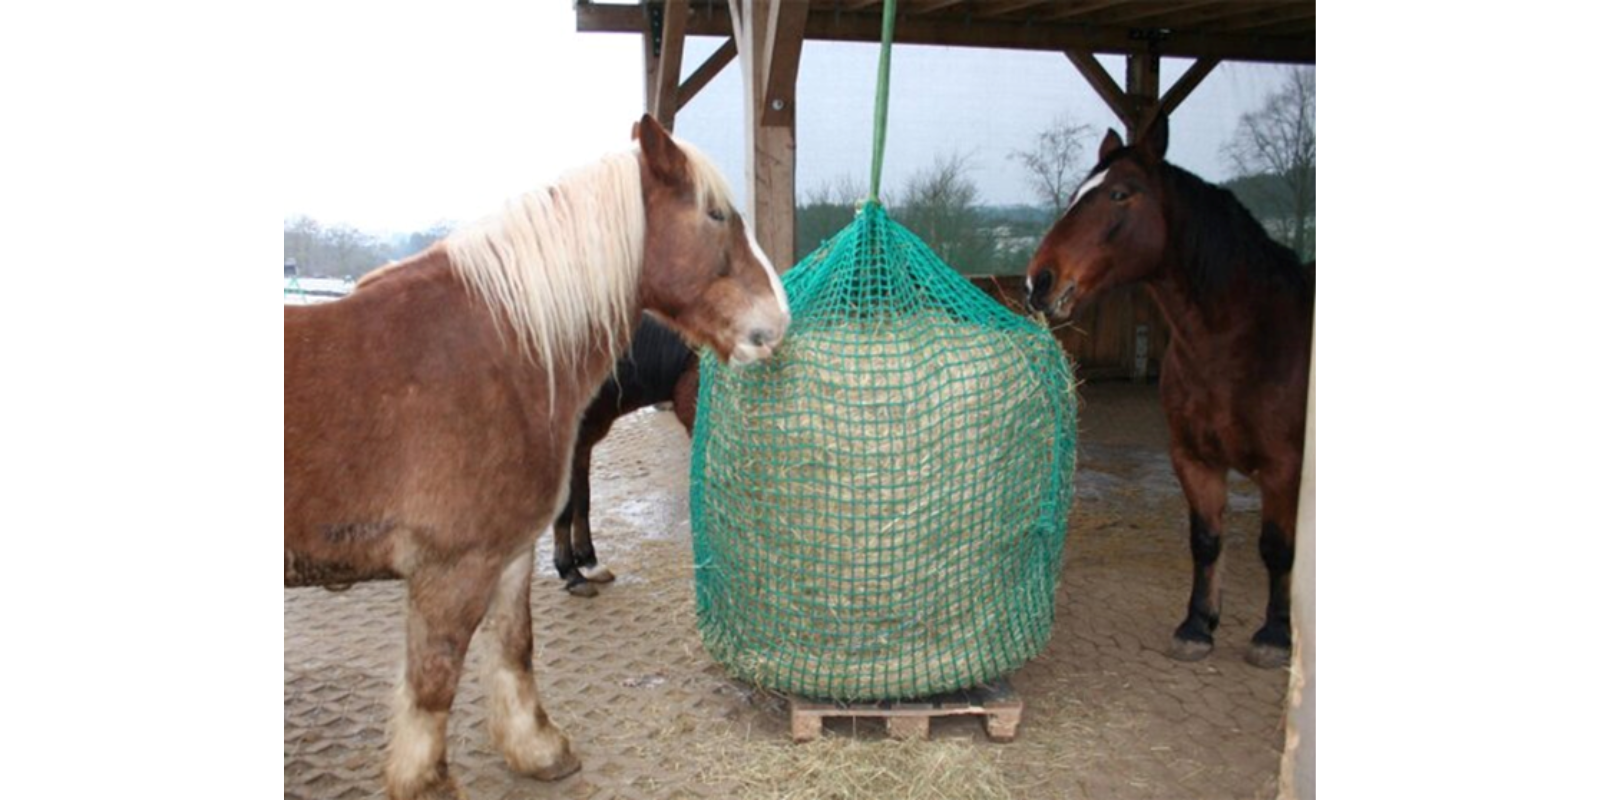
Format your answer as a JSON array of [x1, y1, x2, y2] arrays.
[[1159, 364, 1267, 473]]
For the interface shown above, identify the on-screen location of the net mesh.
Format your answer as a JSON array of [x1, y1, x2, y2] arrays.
[[690, 201, 1079, 700]]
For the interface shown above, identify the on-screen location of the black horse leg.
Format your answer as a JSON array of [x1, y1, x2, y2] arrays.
[[1169, 449, 1228, 661], [570, 443, 596, 569], [560, 441, 607, 595], [1248, 466, 1300, 668], [552, 492, 585, 587]]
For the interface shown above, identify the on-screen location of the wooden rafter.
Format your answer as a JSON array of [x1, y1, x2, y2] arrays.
[[1065, 48, 1135, 130], [1204, 5, 1318, 33], [910, 0, 969, 14], [675, 36, 737, 109], [1168, 2, 1303, 30], [575, 2, 1314, 63], [1150, 55, 1218, 127], [974, 1, 1051, 18], [1040, 0, 1129, 22], [1086, 0, 1235, 27], [652, 0, 689, 130]]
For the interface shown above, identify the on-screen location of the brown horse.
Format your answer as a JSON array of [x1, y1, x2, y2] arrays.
[[285, 114, 788, 800], [1025, 115, 1313, 668]]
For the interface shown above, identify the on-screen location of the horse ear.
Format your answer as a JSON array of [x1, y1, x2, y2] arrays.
[[1140, 114, 1169, 161], [1099, 128, 1124, 162], [637, 113, 688, 184]]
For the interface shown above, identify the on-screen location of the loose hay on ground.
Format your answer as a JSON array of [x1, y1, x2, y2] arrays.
[[688, 732, 1016, 800]]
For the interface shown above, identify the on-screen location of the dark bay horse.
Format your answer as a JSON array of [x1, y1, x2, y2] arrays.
[[285, 114, 788, 800], [1025, 115, 1313, 668], [553, 314, 700, 596]]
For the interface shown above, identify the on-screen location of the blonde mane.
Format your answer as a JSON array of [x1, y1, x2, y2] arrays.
[[441, 141, 734, 386]]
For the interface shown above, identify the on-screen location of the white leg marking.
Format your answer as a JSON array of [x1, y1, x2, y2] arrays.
[[387, 679, 449, 798], [482, 551, 576, 777]]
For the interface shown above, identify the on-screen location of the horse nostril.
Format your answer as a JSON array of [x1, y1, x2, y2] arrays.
[[1027, 270, 1055, 312], [748, 328, 775, 348]]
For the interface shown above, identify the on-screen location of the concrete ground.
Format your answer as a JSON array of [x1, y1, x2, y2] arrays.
[[285, 381, 1288, 799]]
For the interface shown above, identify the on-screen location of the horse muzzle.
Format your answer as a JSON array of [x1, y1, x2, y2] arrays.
[[1026, 271, 1078, 320], [728, 309, 789, 366]]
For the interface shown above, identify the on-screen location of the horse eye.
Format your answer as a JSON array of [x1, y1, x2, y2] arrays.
[[708, 208, 726, 222], [1109, 190, 1130, 202]]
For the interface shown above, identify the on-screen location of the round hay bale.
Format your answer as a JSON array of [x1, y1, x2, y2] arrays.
[[691, 203, 1077, 701]]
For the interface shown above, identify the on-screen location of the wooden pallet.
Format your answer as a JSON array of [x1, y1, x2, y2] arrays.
[[789, 680, 1023, 742]]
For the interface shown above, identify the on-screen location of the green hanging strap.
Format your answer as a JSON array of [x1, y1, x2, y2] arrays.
[[867, 0, 897, 204]]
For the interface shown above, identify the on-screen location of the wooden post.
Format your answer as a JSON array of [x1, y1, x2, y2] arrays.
[[652, 0, 689, 131], [1125, 50, 1159, 143], [729, 0, 806, 272], [1279, 338, 1316, 799], [1065, 49, 1136, 133], [640, 3, 661, 117]]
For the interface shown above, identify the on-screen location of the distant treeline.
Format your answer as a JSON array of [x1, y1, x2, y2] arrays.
[[794, 165, 1311, 277], [283, 217, 453, 279], [286, 167, 1308, 282]]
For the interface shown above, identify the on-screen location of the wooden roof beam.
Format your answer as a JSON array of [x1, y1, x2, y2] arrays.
[[1150, 55, 1219, 127], [1204, 5, 1319, 33], [651, 0, 689, 130], [1065, 49, 1136, 132], [574, 2, 1314, 64], [1040, 0, 1128, 22], [675, 37, 737, 110], [973, 2, 1052, 18], [1166, 2, 1308, 30], [909, 0, 969, 14], [1086, 0, 1242, 27]]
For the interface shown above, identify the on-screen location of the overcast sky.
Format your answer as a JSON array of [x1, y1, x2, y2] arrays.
[[281, 1, 1304, 233]]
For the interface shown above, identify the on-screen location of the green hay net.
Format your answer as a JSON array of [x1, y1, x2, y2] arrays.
[[689, 201, 1079, 700], [688, 0, 1077, 701]]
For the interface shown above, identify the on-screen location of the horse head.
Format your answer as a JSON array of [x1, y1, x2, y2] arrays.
[[1025, 115, 1173, 320], [634, 115, 789, 365]]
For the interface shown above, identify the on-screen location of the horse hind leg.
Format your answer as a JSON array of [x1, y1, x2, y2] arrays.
[[552, 492, 596, 598], [568, 443, 615, 588], [1247, 468, 1299, 668], [481, 548, 581, 779], [1169, 451, 1229, 662], [386, 559, 502, 800]]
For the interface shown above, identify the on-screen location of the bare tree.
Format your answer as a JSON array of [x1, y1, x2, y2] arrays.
[[284, 216, 323, 271], [1010, 113, 1095, 218], [323, 224, 376, 278], [1224, 66, 1316, 260], [895, 152, 995, 274], [796, 175, 866, 256]]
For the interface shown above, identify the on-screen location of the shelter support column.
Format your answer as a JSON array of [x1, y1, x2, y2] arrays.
[[1125, 51, 1159, 142], [1280, 337, 1316, 800], [729, 0, 807, 272], [1064, 49, 1220, 145]]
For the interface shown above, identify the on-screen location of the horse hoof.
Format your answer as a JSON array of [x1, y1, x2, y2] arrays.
[[1168, 636, 1214, 662], [528, 748, 582, 782], [565, 581, 599, 598], [581, 566, 615, 584], [387, 773, 464, 800], [1246, 642, 1290, 669]]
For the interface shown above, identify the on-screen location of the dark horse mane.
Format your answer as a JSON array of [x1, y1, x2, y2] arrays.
[[1098, 149, 1314, 302], [1163, 162, 1313, 300]]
